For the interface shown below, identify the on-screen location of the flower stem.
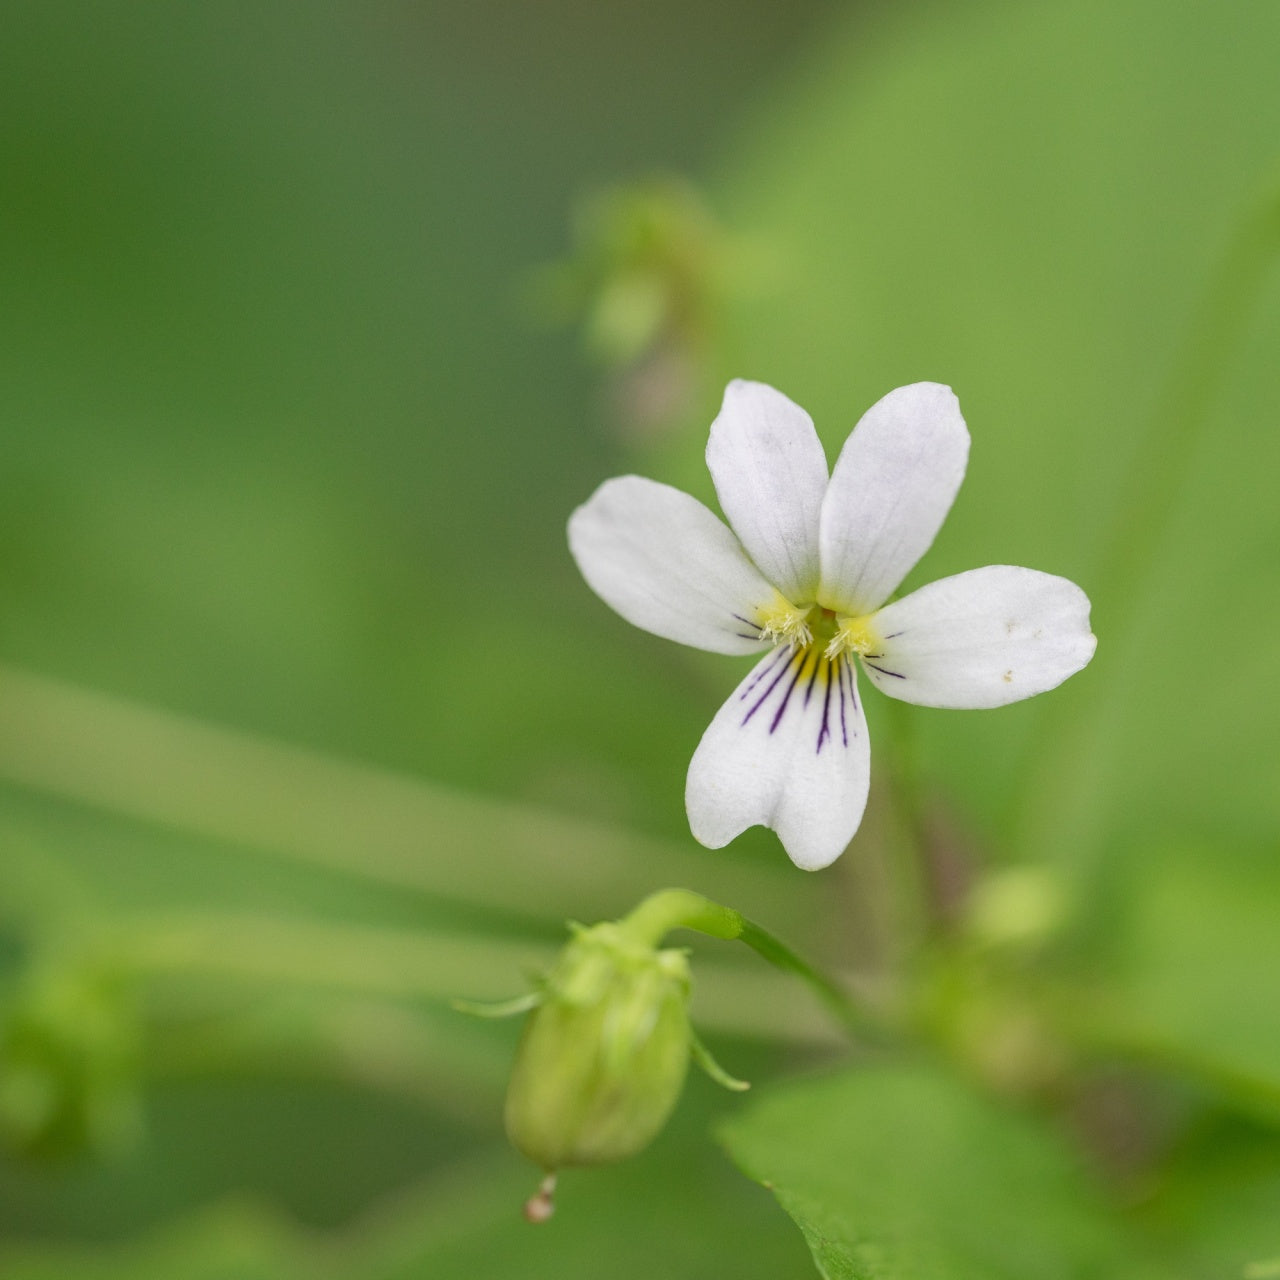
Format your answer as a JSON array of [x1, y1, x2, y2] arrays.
[[618, 888, 744, 948], [619, 888, 883, 1041], [733, 917, 881, 1041]]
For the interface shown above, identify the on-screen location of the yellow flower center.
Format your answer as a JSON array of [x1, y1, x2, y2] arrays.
[[756, 596, 812, 649], [824, 613, 880, 660], [755, 597, 880, 660]]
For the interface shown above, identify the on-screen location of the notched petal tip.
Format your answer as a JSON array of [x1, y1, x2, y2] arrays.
[[685, 648, 871, 871], [778, 828, 851, 873], [687, 800, 851, 872]]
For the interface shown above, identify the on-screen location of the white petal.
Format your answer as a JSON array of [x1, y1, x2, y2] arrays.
[[861, 566, 1097, 709], [818, 382, 969, 614], [705, 380, 828, 604], [685, 647, 871, 870], [568, 476, 777, 655]]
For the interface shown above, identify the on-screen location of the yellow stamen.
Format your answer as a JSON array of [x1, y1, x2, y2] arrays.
[[825, 614, 880, 660], [757, 596, 813, 650]]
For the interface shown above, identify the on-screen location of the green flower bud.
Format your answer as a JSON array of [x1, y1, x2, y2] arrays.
[[504, 921, 692, 1174]]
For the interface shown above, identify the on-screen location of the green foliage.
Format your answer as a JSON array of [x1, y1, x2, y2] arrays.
[[701, 4, 1280, 1271], [1101, 844, 1280, 1119], [721, 1064, 1169, 1280], [0, 965, 140, 1159], [1, 0, 1278, 1276]]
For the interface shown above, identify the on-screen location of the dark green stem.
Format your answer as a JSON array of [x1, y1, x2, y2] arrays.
[[734, 917, 880, 1041]]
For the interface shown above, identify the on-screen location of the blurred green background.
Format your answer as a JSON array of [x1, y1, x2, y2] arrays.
[[2, 1, 1278, 1277]]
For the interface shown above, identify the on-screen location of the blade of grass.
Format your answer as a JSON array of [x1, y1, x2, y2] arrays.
[[0, 664, 816, 933]]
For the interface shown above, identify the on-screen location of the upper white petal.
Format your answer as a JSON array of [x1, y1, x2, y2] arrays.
[[705, 380, 829, 604], [818, 382, 969, 614], [861, 565, 1097, 708], [568, 476, 777, 656], [685, 648, 870, 870]]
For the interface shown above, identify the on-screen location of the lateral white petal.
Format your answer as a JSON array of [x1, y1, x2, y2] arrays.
[[862, 566, 1097, 709], [818, 382, 969, 614], [686, 647, 870, 870], [706, 380, 828, 604], [568, 476, 776, 655]]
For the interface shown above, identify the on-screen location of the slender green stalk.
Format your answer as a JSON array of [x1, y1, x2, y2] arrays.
[[620, 888, 884, 1041], [0, 664, 813, 934], [619, 888, 744, 947], [734, 918, 881, 1041]]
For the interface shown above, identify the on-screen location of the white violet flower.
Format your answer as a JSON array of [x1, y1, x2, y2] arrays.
[[568, 381, 1097, 870]]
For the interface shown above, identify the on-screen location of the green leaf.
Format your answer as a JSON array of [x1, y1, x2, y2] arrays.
[[720, 1063, 1169, 1280], [0, 1133, 810, 1280], [1097, 844, 1280, 1120], [1131, 1116, 1280, 1278]]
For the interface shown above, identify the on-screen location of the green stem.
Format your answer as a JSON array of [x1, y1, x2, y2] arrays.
[[734, 917, 880, 1041], [619, 888, 743, 947], [620, 888, 883, 1041]]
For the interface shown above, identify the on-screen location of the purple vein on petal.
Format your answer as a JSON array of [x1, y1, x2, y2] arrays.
[[803, 649, 821, 708], [837, 655, 849, 747], [841, 656, 858, 738], [769, 648, 813, 735], [739, 646, 789, 703], [864, 661, 906, 680], [816, 656, 834, 754], [742, 649, 797, 725]]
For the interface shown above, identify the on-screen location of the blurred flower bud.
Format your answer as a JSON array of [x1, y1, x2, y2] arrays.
[[522, 174, 778, 436], [965, 866, 1068, 952], [504, 921, 692, 1173], [0, 965, 141, 1159]]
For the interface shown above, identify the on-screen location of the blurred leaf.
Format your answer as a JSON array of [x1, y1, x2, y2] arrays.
[[1092, 845, 1280, 1122], [0, 1130, 811, 1280], [720, 1063, 1169, 1280], [0, 1200, 302, 1280], [1133, 1117, 1280, 1280], [0, 964, 141, 1160], [710, 0, 1280, 885], [0, 0, 835, 855]]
